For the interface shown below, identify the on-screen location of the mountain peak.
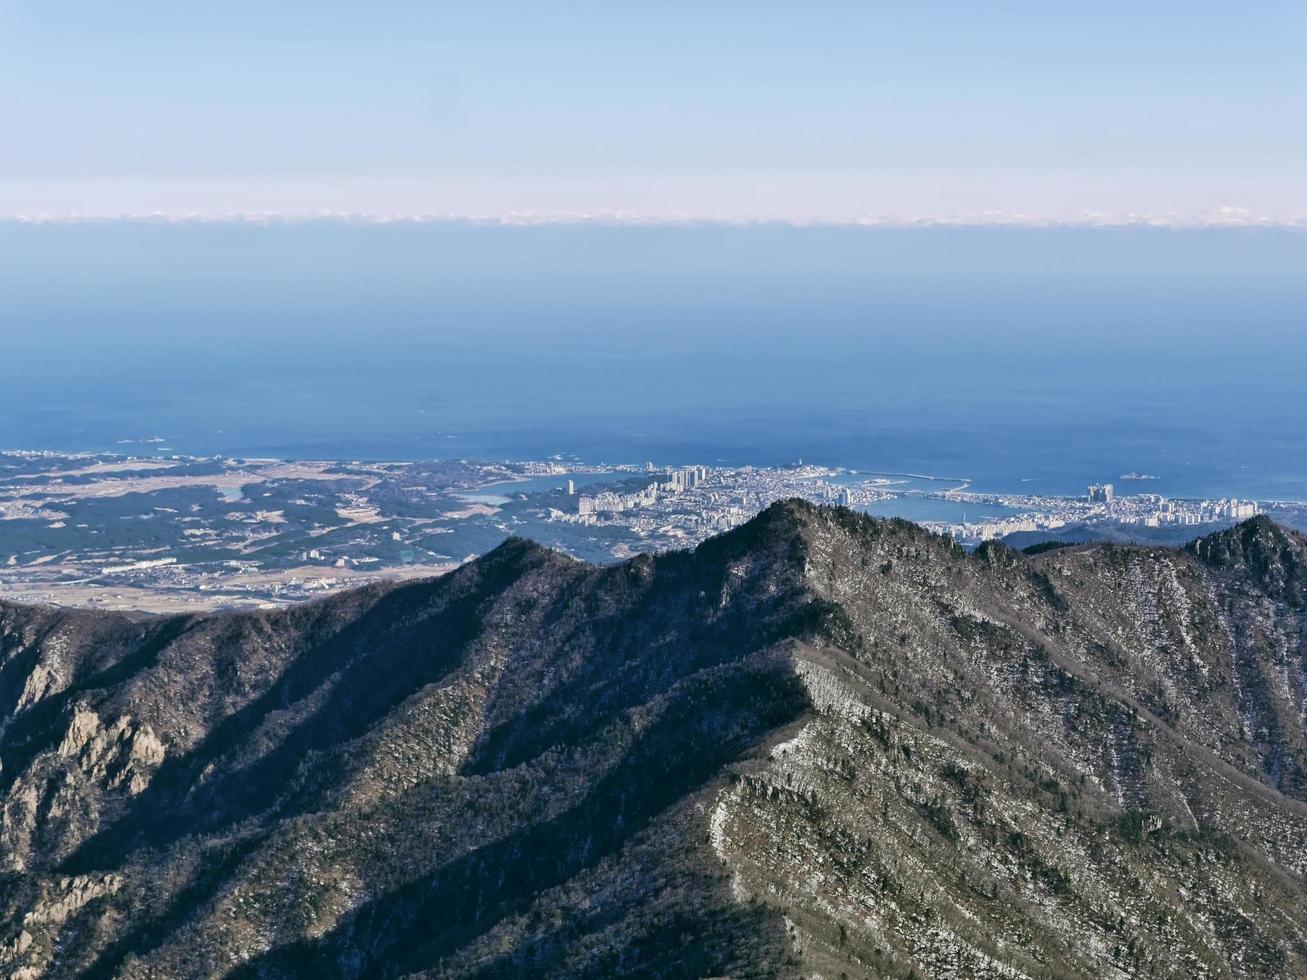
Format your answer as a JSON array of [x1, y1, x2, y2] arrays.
[[1187, 515, 1305, 601]]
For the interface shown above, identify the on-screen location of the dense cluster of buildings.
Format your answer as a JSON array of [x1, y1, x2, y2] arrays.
[[948, 514, 1070, 543], [572, 465, 718, 525], [576, 484, 658, 519], [551, 464, 887, 537], [940, 485, 1264, 544], [1087, 487, 1260, 527], [1117, 496, 1259, 527]]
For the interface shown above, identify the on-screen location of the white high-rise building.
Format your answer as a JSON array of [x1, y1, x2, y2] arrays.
[[1088, 483, 1115, 504]]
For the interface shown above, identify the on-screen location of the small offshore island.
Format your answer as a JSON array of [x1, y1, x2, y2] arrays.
[[1, 450, 1300, 613]]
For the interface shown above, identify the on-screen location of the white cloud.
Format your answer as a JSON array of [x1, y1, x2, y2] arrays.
[[3, 174, 1305, 229], [2, 171, 1307, 229], [6, 208, 1306, 229]]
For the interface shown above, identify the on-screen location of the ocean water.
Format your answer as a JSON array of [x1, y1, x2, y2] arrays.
[[2, 222, 1304, 501], [458, 471, 622, 504], [470, 472, 626, 496]]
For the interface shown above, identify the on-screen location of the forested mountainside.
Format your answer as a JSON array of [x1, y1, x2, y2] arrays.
[[2, 502, 1306, 979]]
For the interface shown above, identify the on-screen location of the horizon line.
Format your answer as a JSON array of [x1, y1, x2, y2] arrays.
[[4, 207, 1307, 231]]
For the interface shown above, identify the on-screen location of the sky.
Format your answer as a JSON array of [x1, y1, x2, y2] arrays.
[[1, 1, 1305, 223]]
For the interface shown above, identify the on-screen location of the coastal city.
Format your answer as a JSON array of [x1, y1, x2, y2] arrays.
[[553, 469, 1265, 546], [0, 450, 1296, 612]]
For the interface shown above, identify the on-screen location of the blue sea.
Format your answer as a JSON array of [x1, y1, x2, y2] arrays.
[[2, 221, 1304, 501]]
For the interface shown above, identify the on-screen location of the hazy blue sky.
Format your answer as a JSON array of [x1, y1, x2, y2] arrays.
[[2, 2, 1304, 222]]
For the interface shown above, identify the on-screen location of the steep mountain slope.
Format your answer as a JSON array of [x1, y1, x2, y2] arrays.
[[2, 503, 1306, 979]]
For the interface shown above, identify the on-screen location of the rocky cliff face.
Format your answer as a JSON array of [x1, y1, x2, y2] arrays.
[[1, 503, 1306, 979]]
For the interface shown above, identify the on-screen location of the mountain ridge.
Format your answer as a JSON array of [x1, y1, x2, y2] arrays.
[[2, 502, 1307, 978]]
